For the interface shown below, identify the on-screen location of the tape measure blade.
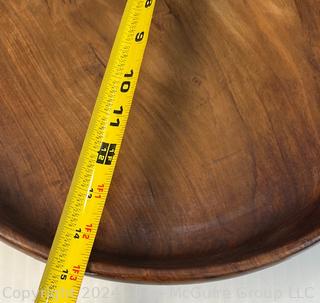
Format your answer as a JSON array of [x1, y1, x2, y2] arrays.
[[35, 0, 156, 302]]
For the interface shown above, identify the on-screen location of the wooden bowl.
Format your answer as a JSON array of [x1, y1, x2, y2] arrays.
[[1, 0, 320, 282]]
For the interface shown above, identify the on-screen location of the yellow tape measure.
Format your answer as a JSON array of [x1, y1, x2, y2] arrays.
[[35, 1, 156, 302]]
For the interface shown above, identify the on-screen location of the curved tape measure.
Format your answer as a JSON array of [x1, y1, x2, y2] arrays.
[[35, 1, 156, 302]]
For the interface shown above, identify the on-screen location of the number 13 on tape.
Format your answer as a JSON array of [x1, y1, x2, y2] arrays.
[[35, 0, 156, 302]]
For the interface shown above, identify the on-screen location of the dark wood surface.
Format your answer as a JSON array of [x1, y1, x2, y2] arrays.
[[1, 0, 320, 282]]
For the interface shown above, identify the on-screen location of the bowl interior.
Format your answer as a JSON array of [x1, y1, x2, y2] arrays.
[[1, 0, 320, 282]]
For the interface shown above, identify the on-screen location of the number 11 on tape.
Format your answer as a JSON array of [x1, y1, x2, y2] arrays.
[[35, 0, 156, 302]]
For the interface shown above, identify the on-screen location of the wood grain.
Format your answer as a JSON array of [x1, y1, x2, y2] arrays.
[[0, 0, 320, 282]]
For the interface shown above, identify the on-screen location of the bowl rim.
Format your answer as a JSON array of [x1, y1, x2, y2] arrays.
[[1, 217, 320, 283]]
